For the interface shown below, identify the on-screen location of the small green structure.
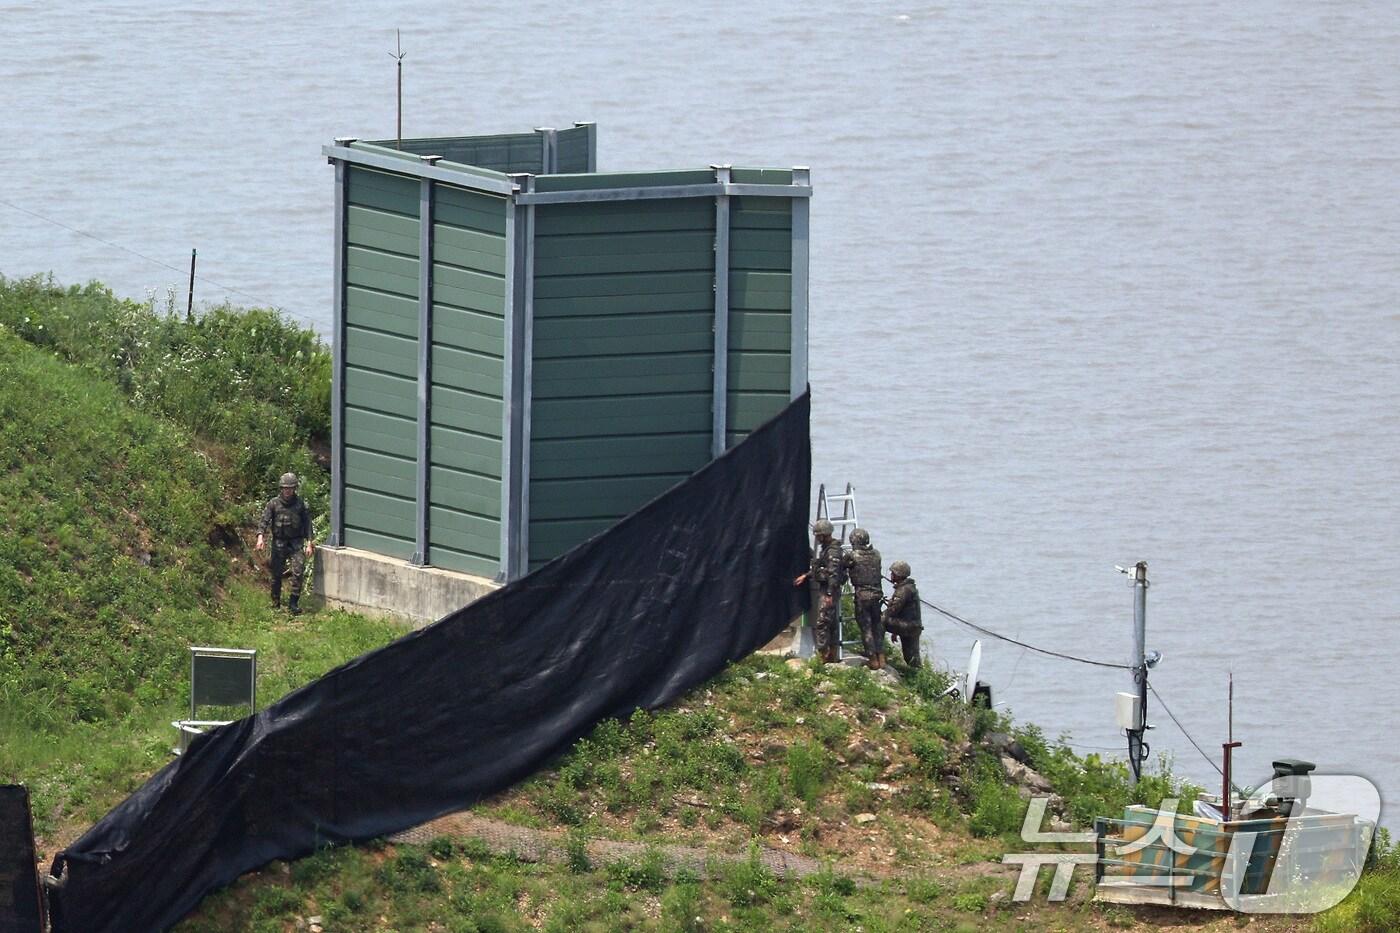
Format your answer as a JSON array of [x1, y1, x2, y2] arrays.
[[322, 125, 810, 583]]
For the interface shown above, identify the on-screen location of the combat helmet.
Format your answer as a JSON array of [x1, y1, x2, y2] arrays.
[[890, 560, 911, 580], [812, 518, 834, 538], [849, 527, 870, 547], [279, 472, 300, 488]]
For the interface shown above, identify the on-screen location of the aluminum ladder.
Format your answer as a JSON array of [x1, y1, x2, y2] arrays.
[[807, 483, 868, 661]]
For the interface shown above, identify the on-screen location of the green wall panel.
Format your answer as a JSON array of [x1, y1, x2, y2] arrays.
[[346, 287, 417, 338], [726, 195, 792, 446], [347, 167, 420, 216], [527, 194, 719, 566], [429, 466, 501, 519]]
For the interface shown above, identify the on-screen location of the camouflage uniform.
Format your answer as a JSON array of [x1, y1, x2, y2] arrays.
[[809, 537, 847, 656], [260, 493, 311, 606], [843, 531, 884, 659], [882, 573, 923, 668]]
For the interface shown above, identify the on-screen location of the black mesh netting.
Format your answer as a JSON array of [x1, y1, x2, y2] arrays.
[[50, 392, 810, 932]]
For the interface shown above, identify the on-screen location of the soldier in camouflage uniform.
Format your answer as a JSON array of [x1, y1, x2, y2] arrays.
[[881, 560, 923, 668], [843, 528, 886, 670], [256, 472, 313, 615], [793, 518, 845, 663]]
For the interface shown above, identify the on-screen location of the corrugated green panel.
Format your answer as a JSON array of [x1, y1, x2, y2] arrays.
[[432, 306, 505, 358], [434, 225, 507, 273], [532, 393, 711, 440], [534, 312, 712, 359], [729, 228, 791, 272], [380, 134, 542, 175], [348, 167, 420, 217], [346, 285, 417, 338], [344, 486, 415, 539], [345, 406, 415, 459], [429, 465, 501, 519], [429, 545, 499, 578], [728, 310, 790, 352], [730, 168, 795, 185], [346, 246, 420, 299], [432, 345, 503, 395], [344, 527, 415, 561], [536, 201, 712, 237], [345, 366, 415, 419], [534, 170, 714, 192], [530, 473, 685, 520], [345, 446, 415, 500], [726, 351, 790, 393], [555, 126, 591, 174], [529, 433, 711, 479], [434, 283, 505, 318], [434, 263, 505, 300], [535, 230, 712, 259], [726, 391, 788, 434], [429, 506, 501, 556], [731, 197, 792, 230], [429, 384, 502, 437], [729, 271, 791, 312], [533, 357, 712, 400], [534, 291, 712, 318], [435, 186, 508, 235], [430, 424, 502, 476], [534, 270, 712, 300], [534, 250, 714, 277], [346, 326, 417, 378], [347, 205, 420, 258], [528, 517, 616, 555]]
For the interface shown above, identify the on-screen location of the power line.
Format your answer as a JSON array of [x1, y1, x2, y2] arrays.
[[918, 597, 1132, 670], [0, 196, 321, 330], [1147, 683, 1231, 783]]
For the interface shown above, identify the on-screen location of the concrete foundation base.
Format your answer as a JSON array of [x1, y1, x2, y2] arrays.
[[314, 546, 499, 628]]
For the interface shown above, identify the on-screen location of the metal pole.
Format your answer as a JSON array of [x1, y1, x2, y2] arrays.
[[186, 248, 196, 321], [1128, 560, 1149, 786], [390, 29, 405, 150]]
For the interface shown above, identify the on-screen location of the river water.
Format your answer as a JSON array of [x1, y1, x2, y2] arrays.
[[3, 1, 1398, 821]]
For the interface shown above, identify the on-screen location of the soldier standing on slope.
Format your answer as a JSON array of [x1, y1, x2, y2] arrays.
[[843, 528, 886, 670], [881, 560, 923, 669], [793, 518, 845, 663], [256, 472, 313, 615]]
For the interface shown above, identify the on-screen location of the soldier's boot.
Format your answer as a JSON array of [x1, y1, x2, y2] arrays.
[[824, 645, 839, 664], [288, 595, 301, 616], [270, 587, 281, 610]]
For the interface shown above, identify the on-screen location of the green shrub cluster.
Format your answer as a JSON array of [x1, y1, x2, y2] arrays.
[[0, 275, 329, 519]]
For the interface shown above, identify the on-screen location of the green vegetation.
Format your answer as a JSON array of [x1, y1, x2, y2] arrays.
[[0, 276, 1387, 931], [0, 281, 397, 842]]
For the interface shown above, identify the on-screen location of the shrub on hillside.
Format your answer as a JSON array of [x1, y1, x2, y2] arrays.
[[0, 275, 329, 515]]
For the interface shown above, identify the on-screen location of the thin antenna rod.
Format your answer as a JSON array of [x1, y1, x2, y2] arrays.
[[186, 248, 197, 321], [1222, 672, 1242, 824], [389, 29, 406, 149]]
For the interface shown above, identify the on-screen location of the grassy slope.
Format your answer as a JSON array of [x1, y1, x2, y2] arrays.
[[0, 323, 401, 846], [0, 280, 1388, 931]]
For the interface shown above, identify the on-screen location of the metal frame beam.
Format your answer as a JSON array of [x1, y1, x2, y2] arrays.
[[789, 167, 811, 397], [509, 174, 537, 578], [711, 165, 731, 457], [412, 163, 438, 566], [535, 127, 558, 174], [514, 181, 812, 206], [500, 198, 519, 581], [322, 143, 515, 195], [327, 146, 352, 548]]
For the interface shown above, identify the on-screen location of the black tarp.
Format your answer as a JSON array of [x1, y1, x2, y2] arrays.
[[50, 392, 811, 932], [0, 785, 45, 933]]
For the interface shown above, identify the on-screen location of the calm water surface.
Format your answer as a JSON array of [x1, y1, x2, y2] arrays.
[[3, 1, 1398, 819]]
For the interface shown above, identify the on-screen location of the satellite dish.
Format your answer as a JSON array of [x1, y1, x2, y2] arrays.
[[965, 640, 982, 705]]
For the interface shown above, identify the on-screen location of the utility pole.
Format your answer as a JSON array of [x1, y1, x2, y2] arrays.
[[185, 248, 197, 322], [1119, 560, 1153, 786], [390, 29, 405, 149]]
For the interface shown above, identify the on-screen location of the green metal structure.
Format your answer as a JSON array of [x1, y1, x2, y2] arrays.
[[323, 125, 810, 580]]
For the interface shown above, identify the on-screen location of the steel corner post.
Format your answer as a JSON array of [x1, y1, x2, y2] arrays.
[[327, 147, 352, 549], [711, 165, 732, 458], [411, 165, 438, 567], [503, 173, 536, 581], [790, 166, 811, 397]]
